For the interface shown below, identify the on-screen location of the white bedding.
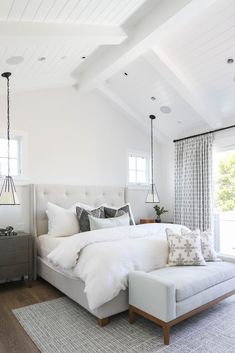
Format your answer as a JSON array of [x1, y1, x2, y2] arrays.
[[47, 223, 186, 310], [37, 234, 69, 258]]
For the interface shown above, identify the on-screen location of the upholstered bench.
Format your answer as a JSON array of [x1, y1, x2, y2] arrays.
[[128, 261, 235, 345]]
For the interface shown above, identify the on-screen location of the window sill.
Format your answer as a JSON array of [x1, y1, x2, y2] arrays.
[[218, 253, 235, 263], [126, 184, 149, 190]]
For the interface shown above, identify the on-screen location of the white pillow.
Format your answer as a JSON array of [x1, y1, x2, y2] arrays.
[[88, 213, 130, 231], [47, 202, 79, 237]]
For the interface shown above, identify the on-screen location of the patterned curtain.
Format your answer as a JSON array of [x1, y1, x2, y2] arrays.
[[174, 133, 214, 230]]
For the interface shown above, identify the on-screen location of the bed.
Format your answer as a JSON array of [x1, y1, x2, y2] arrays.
[[32, 184, 129, 325], [32, 184, 180, 326]]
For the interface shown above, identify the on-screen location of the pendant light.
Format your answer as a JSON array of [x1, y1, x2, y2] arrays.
[[0, 72, 20, 205], [146, 115, 160, 203]]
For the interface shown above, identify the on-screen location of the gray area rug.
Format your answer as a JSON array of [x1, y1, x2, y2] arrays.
[[13, 296, 235, 353]]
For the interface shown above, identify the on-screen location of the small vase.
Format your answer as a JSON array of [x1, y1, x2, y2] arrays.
[[155, 216, 161, 223]]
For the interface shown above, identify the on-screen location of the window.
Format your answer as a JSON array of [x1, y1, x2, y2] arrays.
[[128, 152, 149, 185], [213, 148, 235, 256], [0, 137, 21, 177]]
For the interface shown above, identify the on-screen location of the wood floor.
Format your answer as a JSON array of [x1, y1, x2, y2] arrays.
[[0, 279, 62, 353]]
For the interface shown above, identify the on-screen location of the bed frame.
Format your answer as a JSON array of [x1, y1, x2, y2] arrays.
[[32, 184, 129, 325]]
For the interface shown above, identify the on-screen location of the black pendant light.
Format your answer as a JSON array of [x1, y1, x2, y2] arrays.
[[146, 115, 160, 203], [0, 72, 20, 205]]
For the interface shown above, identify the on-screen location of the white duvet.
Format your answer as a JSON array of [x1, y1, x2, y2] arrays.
[[47, 223, 185, 310]]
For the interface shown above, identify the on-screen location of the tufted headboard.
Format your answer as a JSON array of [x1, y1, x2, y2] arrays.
[[32, 184, 126, 236]]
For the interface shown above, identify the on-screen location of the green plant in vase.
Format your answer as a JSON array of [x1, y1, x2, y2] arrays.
[[153, 205, 168, 223]]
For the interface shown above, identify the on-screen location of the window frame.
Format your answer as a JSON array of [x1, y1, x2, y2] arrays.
[[0, 129, 28, 182], [213, 130, 235, 257], [127, 150, 150, 188]]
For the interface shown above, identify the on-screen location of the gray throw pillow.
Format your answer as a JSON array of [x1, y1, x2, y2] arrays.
[[76, 206, 105, 232], [104, 205, 134, 225]]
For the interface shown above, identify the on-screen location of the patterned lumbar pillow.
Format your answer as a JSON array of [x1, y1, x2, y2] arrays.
[[76, 206, 105, 232], [104, 203, 135, 225], [166, 228, 206, 266], [181, 229, 218, 261]]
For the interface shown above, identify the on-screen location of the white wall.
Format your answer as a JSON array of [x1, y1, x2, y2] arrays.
[[0, 86, 165, 229]]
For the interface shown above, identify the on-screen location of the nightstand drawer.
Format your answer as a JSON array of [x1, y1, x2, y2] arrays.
[[0, 237, 28, 252], [0, 251, 28, 266], [0, 263, 28, 279]]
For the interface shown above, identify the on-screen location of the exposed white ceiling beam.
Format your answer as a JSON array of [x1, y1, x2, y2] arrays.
[[98, 84, 168, 144], [144, 49, 222, 129], [0, 21, 127, 45], [75, 0, 217, 91]]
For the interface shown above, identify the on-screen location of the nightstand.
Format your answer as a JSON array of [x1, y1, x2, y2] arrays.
[[140, 219, 155, 224], [0, 232, 33, 287]]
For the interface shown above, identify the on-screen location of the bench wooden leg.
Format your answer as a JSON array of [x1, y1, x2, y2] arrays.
[[97, 317, 109, 327], [128, 308, 136, 324], [163, 324, 170, 345]]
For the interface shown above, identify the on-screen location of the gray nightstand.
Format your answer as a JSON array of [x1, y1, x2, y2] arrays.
[[0, 232, 33, 287]]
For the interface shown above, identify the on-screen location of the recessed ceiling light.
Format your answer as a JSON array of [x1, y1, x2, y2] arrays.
[[160, 105, 172, 114], [6, 56, 24, 65], [150, 96, 156, 101], [38, 57, 46, 61], [227, 58, 234, 64], [124, 72, 128, 76]]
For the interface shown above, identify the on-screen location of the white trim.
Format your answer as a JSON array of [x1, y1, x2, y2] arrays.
[[127, 149, 150, 187], [219, 254, 235, 263], [0, 129, 28, 181], [213, 128, 235, 152]]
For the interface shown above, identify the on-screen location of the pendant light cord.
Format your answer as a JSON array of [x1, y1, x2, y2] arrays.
[[7, 76, 10, 177], [151, 117, 154, 193]]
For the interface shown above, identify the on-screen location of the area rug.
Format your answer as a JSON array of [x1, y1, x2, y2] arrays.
[[13, 296, 235, 353]]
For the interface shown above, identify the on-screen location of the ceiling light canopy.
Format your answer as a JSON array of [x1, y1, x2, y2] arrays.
[[227, 58, 234, 64]]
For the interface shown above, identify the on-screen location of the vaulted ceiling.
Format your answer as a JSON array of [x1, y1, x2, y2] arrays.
[[0, 0, 235, 140]]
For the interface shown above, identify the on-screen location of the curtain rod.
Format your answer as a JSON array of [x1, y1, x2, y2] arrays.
[[173, 124, 235, 143]]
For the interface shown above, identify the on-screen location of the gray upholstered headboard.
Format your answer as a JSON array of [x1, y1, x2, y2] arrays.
[[32, 184, 126, 236]]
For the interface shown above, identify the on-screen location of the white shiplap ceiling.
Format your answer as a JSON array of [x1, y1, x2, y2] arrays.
[[0, 0, 147, 92], [103, 55, 207, 140], [1, 0, 235, 140], [91, 0, 235, 139], [155, 0, 235, 129], [0, 0, 146, 25]]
